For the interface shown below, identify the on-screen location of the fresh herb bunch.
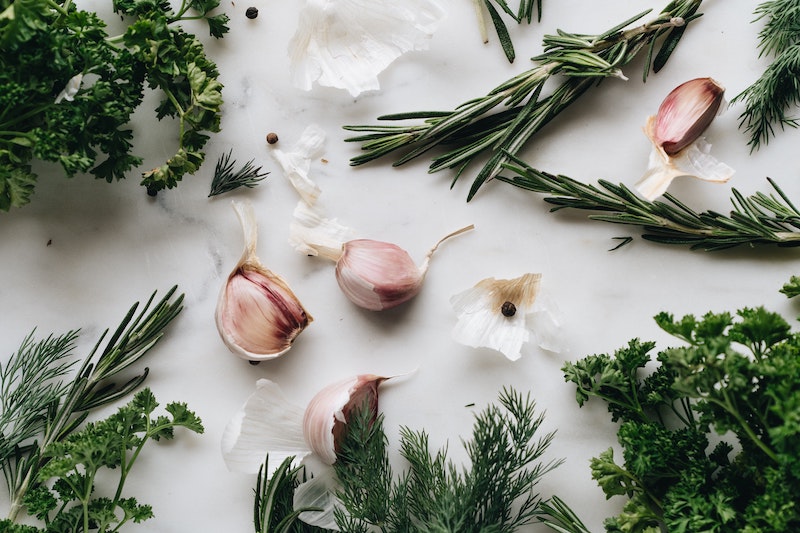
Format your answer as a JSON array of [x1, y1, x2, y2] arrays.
[[0, 287, 184, 522], [247, 388, 589, 533], [0, 388, 203, 533], [209, 150, 269, 197], [0, 0, 229, 210], [732, 0, 800, 151], [472, 0, 542, 63], [562, 289, 800, 531], [498, 156, 800, 251], [345, 0, 703, 201]]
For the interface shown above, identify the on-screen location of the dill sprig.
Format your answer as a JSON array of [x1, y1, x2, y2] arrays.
[[345, 0, 703, 201], [472, 0, 543, 62], [498, 156, 800, 251], [330, 387, 584, 532], [1, 286, 184, 521], [732, 0, 800, 151], [209, 149, 269, 197]]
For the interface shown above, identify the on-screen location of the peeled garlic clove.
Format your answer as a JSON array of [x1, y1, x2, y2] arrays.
[[650, 77, 725, 156], [302, 374, 388, 465], [450, 273, 563, 361], [636, 77, 733, 200], [216, 200, 312, 361]]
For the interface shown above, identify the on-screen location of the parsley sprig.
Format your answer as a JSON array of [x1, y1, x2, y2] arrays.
[[0, 287, 184, 523], [345, 0, 703, 201], [0, 0, 229, 209], [732, 0, 800, 151], [563, 285, 800, 531]]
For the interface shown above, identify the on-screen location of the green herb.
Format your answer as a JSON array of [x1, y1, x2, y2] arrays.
[[0, 287, 184, 522], [498, 155, 800, 251], [0, 0, 229, 210], [327, 387, 585, 532], [471, 0, 542, 63], [345, 0, 703, 201], [209, 149, 269, 197], [0, 388, 203, 533], [562, 284, 800, 531], [253, 455, 327, 533], [732, 0, 800, 151]]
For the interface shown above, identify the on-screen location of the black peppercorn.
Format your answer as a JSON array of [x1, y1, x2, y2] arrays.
[[245, 6, 258, 19], [501, 301, 517, 317], [266, 132, 279, 144]]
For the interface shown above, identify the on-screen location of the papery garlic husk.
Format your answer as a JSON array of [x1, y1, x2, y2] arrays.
[[288, 0, 446, 97], [271, 124, 325, 206], [216, 200, 312, 361], [450, 273, 563, 361], [302, 374, 388, 465], [221, 378, 309, 475], [636, 77, 734, 200]]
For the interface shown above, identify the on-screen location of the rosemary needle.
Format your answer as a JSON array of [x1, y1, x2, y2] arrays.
[[498, 155, 800, 251], [209, 149, 269, 197], [345, 0, 704, 201]]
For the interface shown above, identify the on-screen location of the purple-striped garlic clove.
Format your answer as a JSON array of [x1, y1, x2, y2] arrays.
[[216, 200, 312, 361], [302, 374, 388, 465]]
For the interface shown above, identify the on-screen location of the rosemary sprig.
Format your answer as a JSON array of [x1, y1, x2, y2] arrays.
[[472, 0, 543, 62], [2, 286, 184, 521], [732, 0, 800, 151], [498, 156, 800, 251], [209, 149, 269, 197], [345, 0, 703, 201], [254, 455, 325, 533]]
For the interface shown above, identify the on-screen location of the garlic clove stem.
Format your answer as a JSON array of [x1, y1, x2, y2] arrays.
[[215, 200, 312, 361]]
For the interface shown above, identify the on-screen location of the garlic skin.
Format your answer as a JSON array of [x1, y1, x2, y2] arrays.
[[220, 374, 390, 476], [270, 124, 325, 206], [302, 374, 387, 465], [215, 200, 312, 361], [288, 0, 446, 97], [55, 73, 83, 103], [450, 273, 563, 361], [636, 77, 734, 200]]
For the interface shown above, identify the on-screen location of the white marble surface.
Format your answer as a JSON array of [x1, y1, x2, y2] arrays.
[[3, 0, 800, 531]]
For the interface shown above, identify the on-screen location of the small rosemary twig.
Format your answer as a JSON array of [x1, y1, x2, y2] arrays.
[[498, 156, 800, 251], [209, 149, 269, 197], [345, 0, 704, 201], [472, 0, 543, 62]]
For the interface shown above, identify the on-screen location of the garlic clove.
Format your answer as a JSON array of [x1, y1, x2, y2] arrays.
[[302, 374, 388, 465], [450, 273, 562, 361], [216, 200, 312, 361], [336, 225, 475, 311], [288, 0, 446, 97], [220, 378, 309, 475], [650, 77, 725, 156], [636, 77, 733, 200]]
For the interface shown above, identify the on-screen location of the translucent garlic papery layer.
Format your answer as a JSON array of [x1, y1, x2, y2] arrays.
[[289, 0, 446, 96], [270, 123, 325, 206], [215, 200, 312, 361], [451, 273, 563, 361]]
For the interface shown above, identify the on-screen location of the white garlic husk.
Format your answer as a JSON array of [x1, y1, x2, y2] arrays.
[[292, 201, 474, 311], [450, 273, 563, 361], [55, 73, 83, 103], [289, 0, 446, 97], [215, 200, 312, 361], [636, 77, 734, 200], [220, 374, 391, 476]]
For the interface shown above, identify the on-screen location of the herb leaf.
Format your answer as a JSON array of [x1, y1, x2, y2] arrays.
[[209, 150, 269, 197]]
